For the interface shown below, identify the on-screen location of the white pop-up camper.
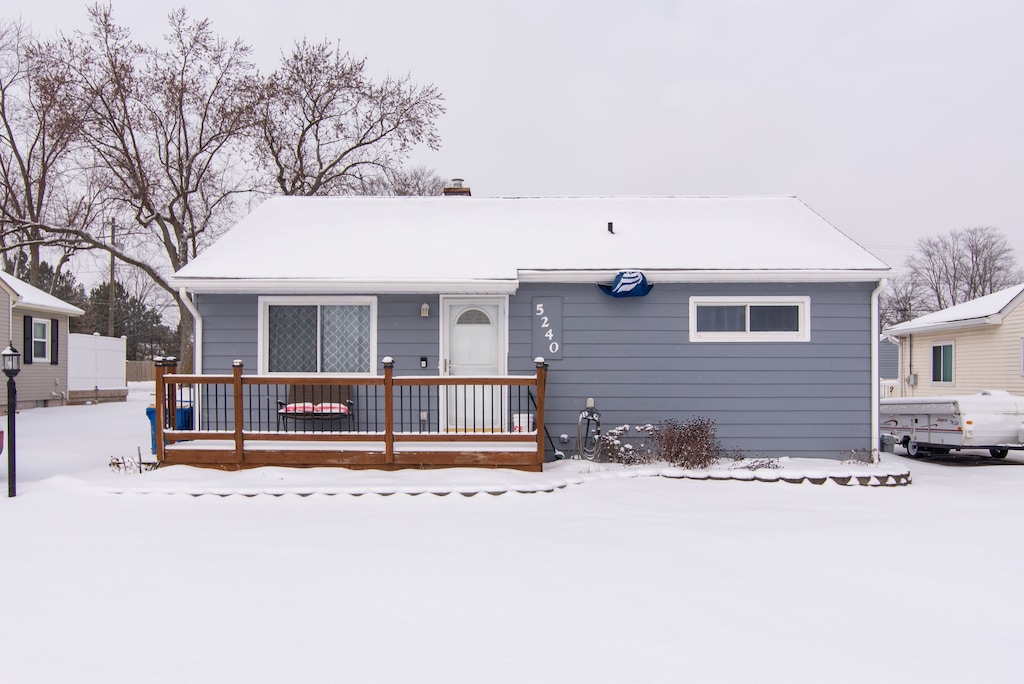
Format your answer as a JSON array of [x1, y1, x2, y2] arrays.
[[880, 390, 1024, 458]]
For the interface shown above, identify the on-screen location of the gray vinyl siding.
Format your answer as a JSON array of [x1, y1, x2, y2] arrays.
[[198, 293, 258, 373], [197, 293, 440, 375], [197, 281, 875, 459], [878, 338, 899, 379], [507, 282, 875, 460]]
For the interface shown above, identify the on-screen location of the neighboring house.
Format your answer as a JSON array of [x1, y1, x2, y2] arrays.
[[169, 194, 891, 461], [879, 335, 901, 398], [884, 283, 1024, 397], [0, 271, 85, 409]]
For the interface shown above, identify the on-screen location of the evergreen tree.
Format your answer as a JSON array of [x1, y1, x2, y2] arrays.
[[88, 280, 177, 360]]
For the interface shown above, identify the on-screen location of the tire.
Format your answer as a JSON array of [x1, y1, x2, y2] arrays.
[[906, 440, 921, 457], [989, 448, 1009, 459]]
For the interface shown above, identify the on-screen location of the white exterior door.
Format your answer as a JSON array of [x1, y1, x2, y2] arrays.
[[442, 297, 507, 431]]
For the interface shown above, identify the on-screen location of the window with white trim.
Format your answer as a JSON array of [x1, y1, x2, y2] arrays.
[[931, 342, 954, 383], [32, 318, 51, 363], [259, 297, 377, 374], [689, 296, 810, 342]]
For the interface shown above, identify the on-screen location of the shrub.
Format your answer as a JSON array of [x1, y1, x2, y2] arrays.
[[592, 424, 660, 465], [654, 417, 729, 469], [730, 457, 781, 470], [598, 417, 732, 468]]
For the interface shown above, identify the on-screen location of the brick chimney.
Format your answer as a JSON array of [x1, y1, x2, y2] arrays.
[[443, 178, 471, 196]]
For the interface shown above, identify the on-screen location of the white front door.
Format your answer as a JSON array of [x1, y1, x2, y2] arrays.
[[442, 297, 507, 431]]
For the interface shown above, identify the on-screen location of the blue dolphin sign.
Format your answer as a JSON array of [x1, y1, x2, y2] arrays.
[[597, 271, 654, 298]]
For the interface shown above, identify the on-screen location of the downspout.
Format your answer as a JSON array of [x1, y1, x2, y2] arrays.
[[178, 287, 203, 375], [907, 335, 913, 397], [870, 278, 887, 463], [179, 287, 203, 431]]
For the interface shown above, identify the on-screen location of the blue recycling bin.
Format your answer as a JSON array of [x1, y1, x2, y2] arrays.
[[146, 405, 194, 454]]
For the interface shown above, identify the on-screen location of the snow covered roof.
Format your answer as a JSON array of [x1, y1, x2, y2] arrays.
[[171, 196, 891, 293], [884, 283, 1024, 335], [0, 271, 85, 316]]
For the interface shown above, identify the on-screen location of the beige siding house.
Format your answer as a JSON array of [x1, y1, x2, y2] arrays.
[[884, 284, 1024, 397], [0, 272, 85, 409]]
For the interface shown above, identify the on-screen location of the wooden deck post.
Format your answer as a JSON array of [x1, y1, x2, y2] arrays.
[[383, 357, 394, 464], [534, 358, 548, 467], [154, 357, 166, 462], [165, 357, 179, 429], [232, 360, 244, 464]]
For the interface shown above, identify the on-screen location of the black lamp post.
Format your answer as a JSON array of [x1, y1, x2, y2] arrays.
[[3, 342, 21, 498]]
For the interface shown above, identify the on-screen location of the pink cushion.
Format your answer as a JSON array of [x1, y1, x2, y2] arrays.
[[314, 403, 349, 415], [280, 402, 315, 414]]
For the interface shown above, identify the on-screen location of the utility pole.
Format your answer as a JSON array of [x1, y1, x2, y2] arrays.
[[108, 218, 115, 337]]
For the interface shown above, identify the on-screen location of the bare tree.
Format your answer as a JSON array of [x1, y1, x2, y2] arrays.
[[0, 18, 94, 286], [904, 226, 1022, 313], [33, 4, 260, 369], [960, 226, 1020, 300], [880, 273, 926, 328], [358, 165, 447, 196], [257, 39, 444, 196], [1, 8, 447, 370]]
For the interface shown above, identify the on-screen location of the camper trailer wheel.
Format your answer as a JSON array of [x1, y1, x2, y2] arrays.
[[989, 448, 1009, 459], [906, 440, 922, 457]]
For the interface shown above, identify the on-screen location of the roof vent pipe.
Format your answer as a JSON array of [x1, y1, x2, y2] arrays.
[[608, 222, 614, 234]]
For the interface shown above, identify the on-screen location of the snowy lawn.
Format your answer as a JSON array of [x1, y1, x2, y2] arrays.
[[2, 384, 1022, 683]]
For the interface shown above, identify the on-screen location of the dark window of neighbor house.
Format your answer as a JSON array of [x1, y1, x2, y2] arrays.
[[931, 342, 954, 383], [264, 299, 375, 374]]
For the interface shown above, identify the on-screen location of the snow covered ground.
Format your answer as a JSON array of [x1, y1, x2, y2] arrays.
[[2, 384, 1022, 683]]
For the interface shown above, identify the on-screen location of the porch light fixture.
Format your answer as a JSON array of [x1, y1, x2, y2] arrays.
[[2, 343, 21, 376], [421, 303, 430, 317], [2, 341, 21, 498]]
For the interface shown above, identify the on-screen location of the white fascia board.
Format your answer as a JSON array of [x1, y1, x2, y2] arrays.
[[170, 278, 521, 296], [884, 317, 996, 336], [987, 289, 1024, 325], [517, 269, 892, 284], [173, 269, 892, 294], [10, 299, 85, 316]]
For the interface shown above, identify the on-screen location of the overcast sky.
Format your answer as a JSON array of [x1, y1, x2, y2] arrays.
[[12, 0, 1024, 272]]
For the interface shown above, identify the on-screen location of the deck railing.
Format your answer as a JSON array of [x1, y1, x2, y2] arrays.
[[153, 357, 548, 470]]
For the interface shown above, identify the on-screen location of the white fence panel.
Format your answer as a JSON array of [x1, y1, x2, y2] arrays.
[[68, 333, 127, 391]]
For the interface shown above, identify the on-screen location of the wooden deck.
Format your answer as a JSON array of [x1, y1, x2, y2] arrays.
[[154, 358, 548, 471]]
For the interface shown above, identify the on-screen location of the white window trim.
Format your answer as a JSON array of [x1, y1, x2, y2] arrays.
[[1020, 337, 1024, 376], [931, 340, 955, 384], [257, 296, 378, 375], [32, 318, 51, 363], [688, 296, 811, 342]]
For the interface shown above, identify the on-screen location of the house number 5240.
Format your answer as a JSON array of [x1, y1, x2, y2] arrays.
[[533, 297, 563, 360]]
